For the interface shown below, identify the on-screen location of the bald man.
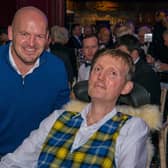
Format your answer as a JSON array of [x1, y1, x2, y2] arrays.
[[0, 6, 70, 156]]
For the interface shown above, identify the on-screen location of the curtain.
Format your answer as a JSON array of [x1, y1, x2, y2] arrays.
[[16, 0, 65, 27]]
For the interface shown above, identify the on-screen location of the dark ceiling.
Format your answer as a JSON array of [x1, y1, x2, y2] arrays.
[[73, 0, 167, 1]]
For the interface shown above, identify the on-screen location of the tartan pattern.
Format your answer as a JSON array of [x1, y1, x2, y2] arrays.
[[38, 111, 131, 168]]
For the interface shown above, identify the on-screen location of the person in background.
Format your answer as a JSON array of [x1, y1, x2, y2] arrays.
[[0, 49, 149, 168], [147, 29, 168, 72], [157, 29, 168, 71], [125, 20, 137, 36], [66, 23, 83, 78], [50, 25, 74, 86], [78, 35, 99, 81], [114, 24, 134, 39], [116, 34, 161, 105], [136, 25, 153, 61], [83, 25, 94, 37], [137, 25, 152, 56], [113, 21, 137, 45], [0, 6, 70, 157], [97, 26, 114, 49], [147, 10, 168, 64], [0, 27, 9, 45], [153, 10, 168, 48], [67, 23, 83, 49]]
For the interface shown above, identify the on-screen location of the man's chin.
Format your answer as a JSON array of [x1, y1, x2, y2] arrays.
[[90, 92, 105, 99], [22, 58, 38, 65]]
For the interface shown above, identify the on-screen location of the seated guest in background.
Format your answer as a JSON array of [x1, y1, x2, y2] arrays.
[[50, 25, 74, 86], [114, 23, 134, 40], [67, 23, 83, 49], [78, 35, 99, 81], [83, 25, 94, 37], [137, 25, 152, 56], [116, 34, 161, 105], [0, 6, 70, 157], [0, 27, 9, 45], [113, 21, 137, 44], [158, 29, 168, 71], [0, 49, 149, 168], [125, 20, 137, 36], [147, 29, 168, 72], [66, 23, 83, 77], [151, 10, 168, 56], [97, 26, 114, 49]]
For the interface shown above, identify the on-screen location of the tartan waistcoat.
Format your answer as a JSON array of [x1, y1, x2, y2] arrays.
[[38, 111, 131, 168]]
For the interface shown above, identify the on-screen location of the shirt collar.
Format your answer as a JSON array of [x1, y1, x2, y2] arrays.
[[134, 57, 140, 64], [80, 103, 117, 127], [9, 42, 40, 77], [84, 61, 91, 67]]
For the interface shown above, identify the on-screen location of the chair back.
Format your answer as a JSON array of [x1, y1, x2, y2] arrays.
[[117, 83, 151, 107], [159, 85, 168, 168], [73, 80, 90, 102], [73, 80, 151, 107]]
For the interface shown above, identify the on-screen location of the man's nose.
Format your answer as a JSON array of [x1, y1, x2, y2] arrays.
[[28, 35, 36, 46], [97, 71, 106, 80]]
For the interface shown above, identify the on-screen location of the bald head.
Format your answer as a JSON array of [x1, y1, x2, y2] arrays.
[[8, 6, 49, 73], [12, 6, 48, 31]]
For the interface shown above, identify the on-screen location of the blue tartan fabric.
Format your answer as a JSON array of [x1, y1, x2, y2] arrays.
[[38, 111, 131, 168]]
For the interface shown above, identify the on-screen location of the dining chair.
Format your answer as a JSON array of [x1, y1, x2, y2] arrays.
[[159, 86, 168, 168]]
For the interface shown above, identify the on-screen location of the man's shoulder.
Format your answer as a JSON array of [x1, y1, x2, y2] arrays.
[[40, 51, 67, 76], [0, 44, 10, 61], [0, 43, 9, 53], [42, 51, 64, 65], [136, 58, 155, 73]]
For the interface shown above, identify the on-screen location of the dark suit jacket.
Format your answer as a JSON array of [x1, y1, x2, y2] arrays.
[[50, 43, 74, 84], [66, 35, 83, 77], [133, 58, 161, 105], [67, 36, 82, 49]]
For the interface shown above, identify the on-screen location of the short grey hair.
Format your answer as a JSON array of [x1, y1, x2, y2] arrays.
[[50, 25, 69, 44], [138, 26, 151, 34]]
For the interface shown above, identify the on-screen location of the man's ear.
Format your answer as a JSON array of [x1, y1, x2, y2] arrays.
[[121, 81, 134, 95], [8, 26, 13, 41]]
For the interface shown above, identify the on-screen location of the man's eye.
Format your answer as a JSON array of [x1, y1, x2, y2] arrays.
[[37, 35, 46, 39], [20, 32, 28, 37], [111, 71, 117, 75], [109, 71, 118, 78], [94, 67, 100, 72]]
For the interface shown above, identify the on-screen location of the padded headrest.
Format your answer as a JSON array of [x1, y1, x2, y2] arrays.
[[117, 83, 151, 107], [73, 80, 151, 107], [73, 80, 90, 102]]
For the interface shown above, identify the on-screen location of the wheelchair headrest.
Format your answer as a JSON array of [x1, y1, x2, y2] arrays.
[[73, 80, 90, 103], [73, 80, 151, 107]]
